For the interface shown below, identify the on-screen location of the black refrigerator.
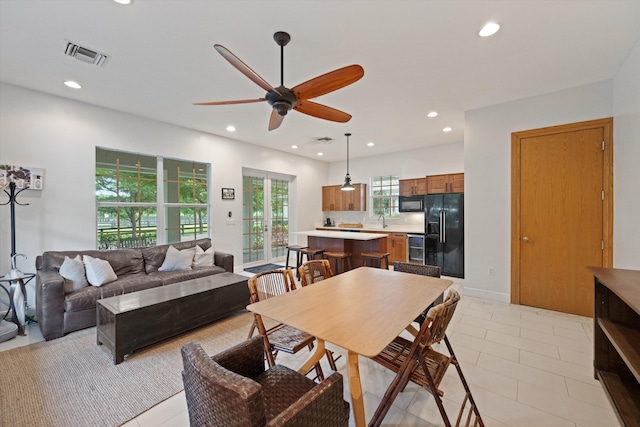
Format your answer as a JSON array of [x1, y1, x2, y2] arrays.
[[424, 193, 464, 278]]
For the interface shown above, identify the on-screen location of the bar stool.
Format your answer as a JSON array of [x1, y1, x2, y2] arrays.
[[298, 248, 326, 279], [285, 245, 308, 276], [324, 251, 352, 275], [361, 252, 391, 269]]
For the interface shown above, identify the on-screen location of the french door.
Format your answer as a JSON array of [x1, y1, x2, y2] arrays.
[[242, 171, 290, 267]]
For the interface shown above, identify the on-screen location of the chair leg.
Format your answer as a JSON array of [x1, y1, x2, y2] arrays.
[[325, 349, 341, 371], [247, 317, 257, 339], [369, 358, 418, 427], [444, 336, 485, 427]]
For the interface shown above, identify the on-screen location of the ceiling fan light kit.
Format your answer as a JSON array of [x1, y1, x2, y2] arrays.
[[195, 31, 364, 131]]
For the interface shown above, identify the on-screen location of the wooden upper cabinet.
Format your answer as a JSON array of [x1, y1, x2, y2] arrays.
[[322, 185, 341, 211], [322, 183, 367, 211], [427, 173, 464, 194], [399, 178, 427, 196], [342, 183, 366, 211]]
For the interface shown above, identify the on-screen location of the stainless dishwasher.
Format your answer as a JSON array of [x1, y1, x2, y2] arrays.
[[406, 233, 425, 264]]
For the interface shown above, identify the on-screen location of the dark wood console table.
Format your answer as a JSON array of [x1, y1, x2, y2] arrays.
[[97, 272, 249, 364], [590, 267, 640, 427]]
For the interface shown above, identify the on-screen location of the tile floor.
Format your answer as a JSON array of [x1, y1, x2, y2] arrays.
[[0, 272, 619, 427]]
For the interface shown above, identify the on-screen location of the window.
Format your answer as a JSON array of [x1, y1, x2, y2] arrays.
[[96, 148, 209, 249], [370, 175, 399, 217]]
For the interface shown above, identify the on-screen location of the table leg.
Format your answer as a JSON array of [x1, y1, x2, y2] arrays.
[[297, 338, 325, 375], [348, 351, 366, 427]]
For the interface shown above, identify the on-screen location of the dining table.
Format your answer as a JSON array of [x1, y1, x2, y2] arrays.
[[246, 266, 453, 427]]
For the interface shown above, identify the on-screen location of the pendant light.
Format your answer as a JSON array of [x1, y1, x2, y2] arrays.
[[341, 132, 355, 191]]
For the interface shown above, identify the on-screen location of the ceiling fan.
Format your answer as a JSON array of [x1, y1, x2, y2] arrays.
[[194, 31, 364, 131]]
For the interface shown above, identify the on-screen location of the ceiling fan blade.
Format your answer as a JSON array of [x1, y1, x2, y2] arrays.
[[193, 98, 265, 106], [268, 110, 285, 131], [294, 100, 352, 123], [214, 44, 280, 95], [292, 65, 364, 100]]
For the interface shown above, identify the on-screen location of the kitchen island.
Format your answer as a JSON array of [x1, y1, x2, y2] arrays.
[[296, 230, 387, 268]]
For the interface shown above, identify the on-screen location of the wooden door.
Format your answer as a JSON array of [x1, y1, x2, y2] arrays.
[[511, 118, 613, 317]]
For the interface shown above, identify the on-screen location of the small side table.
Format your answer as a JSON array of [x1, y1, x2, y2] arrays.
[[0, 272, 35, 336]]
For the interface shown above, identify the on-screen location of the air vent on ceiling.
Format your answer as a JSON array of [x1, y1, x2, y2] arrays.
[[314, 137, 334, 144], [64, 40, 109, 67]]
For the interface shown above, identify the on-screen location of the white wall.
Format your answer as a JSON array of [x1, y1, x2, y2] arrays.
[[612, 40, 640, 269], [465, 80, 621, 301], [0, 83, 328, 304]]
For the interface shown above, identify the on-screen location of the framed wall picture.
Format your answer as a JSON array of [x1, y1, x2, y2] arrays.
[[222, 188, 235, 200], [0, 165, 45, 190]]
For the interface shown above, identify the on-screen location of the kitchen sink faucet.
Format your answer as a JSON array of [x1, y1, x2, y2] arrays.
[[378, 213, 388, 228]]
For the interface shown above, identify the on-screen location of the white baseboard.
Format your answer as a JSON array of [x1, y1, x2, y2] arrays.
[[463, 286, 510, 303]]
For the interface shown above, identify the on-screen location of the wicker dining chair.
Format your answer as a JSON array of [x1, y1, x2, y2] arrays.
[[247, 269, 325, 380], [181, 336, 350, 427], [393, 262, 443, 326], [368, 289, 484, 427], [297, 259, 341, 371], [298, 259, 334, 287]]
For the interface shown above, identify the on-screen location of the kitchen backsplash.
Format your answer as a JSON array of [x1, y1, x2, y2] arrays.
[[322, 211, 424, 228]]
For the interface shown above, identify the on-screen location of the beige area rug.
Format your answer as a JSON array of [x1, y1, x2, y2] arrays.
[[0, 311, 254, 427]]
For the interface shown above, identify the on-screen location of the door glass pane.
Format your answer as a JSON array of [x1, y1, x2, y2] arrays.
[[270, 179, 289, 258], [243, 176, 265, 264]]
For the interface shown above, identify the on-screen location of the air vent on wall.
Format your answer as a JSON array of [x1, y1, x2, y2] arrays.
[[64, 40, 109, 67]]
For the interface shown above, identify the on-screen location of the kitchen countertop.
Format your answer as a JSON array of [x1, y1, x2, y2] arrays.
[[296, 230, 388, 240], [316, 225, 424, 234]]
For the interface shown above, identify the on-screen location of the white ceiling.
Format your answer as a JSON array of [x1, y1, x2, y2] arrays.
[[1, 1, 639, 162]]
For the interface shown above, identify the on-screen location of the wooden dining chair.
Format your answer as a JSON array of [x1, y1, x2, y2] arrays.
[[368, 289, 485, 427], [247, 269, 325, 380], [393, 261, 443, 329], [297, 259, 341, 371], [298, 259, 334, 287]]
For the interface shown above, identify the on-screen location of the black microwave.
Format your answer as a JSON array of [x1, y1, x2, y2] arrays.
[[399, 195, 424, 212]]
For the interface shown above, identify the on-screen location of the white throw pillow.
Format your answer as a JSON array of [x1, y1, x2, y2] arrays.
[[193, 245, 215, 268], [158, 245, 196, 271], [83, 255, 118, 287], [59, 255, 89, 293]]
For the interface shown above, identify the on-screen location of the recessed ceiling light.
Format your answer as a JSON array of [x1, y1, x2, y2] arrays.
[[226, 125, 236, 132], [367, 142, 375, 147], [427, 111, 438, 118], [291, 145, 298, 149], [479, 22, 500, 37], [443, 127, 452, 132], [113, 0, 132, 4], [63, 80, 82, 89], [317, 152, 323, 156]]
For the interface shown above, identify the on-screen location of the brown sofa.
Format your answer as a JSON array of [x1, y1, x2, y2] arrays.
[[36, 238, 234, 341]]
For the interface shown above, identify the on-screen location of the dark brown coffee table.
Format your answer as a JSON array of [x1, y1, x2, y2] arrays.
[[96, 272, 249, 364]]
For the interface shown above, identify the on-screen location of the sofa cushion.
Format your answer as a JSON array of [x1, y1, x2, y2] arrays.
[[59, 255, 89, 293], [149, 265, 226, 286], [158, 245, 196, 271], [41, 249, 144, 277], [142, 238, 212, 274], [64, 273, 164, 313], [83, 255, 118, 286], [193, 245, 215, 268]]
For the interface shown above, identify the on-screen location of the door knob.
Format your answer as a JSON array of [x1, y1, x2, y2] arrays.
[[522, 236, 531, 242]]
